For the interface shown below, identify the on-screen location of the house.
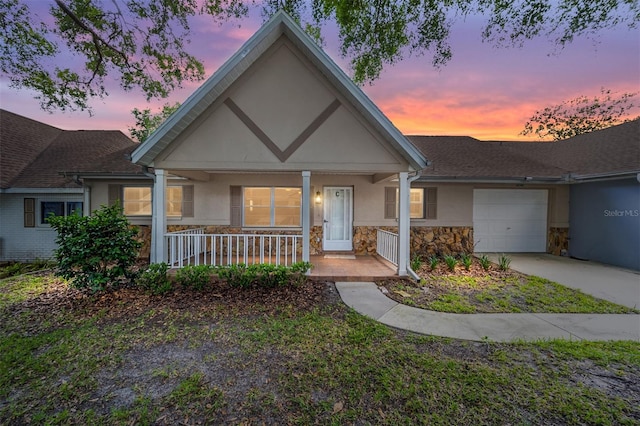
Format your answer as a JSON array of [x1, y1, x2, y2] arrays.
[[0, 109, 148, 262], [408, 120, 640, 271], [2, 11, 638, 273]]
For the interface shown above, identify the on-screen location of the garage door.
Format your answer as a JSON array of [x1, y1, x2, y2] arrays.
[[473, 189, 548, 252]]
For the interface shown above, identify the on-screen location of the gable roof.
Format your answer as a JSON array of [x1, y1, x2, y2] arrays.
[[131, 10, 427, 171], [0, 109, 144, 190], [409, 119, 640, 182]]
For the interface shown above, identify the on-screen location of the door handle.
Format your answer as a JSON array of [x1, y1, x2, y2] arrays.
[[323, 220, 329, 223]]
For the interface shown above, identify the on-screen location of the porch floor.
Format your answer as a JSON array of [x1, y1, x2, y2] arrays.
[[308, 254, 397, 281]]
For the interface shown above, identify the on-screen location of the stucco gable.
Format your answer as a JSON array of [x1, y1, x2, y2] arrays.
[[131, 11, 426, 172]]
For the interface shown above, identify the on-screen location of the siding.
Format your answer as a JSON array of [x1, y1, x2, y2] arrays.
[[0, 193, 83, 262], [569, 178, 640, 271]]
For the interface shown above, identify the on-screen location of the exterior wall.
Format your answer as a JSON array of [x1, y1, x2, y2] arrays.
[[154, 40, 409, 174], [569, 178, 640, 271], [91, 177, 573, 262], [0, 192, 83, 262]]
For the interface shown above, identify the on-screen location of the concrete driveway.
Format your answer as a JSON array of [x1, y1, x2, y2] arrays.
[[485, 253, 640, 310]]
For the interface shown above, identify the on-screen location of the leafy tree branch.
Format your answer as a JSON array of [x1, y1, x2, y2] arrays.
[[521, 88, 640, 140], [1, 0, 638, 113]]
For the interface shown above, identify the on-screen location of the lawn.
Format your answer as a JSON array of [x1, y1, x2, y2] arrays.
[[1, 270, 639, 425], [377, 257, 638, 314]]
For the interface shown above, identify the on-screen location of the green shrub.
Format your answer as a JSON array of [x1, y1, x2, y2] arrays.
[[444, 255, 457, 272], [176, 264, 213, 290], [217, 262, 312, 288], [137, 263, 171, 294], [428, 256, 439, 270], [498, 254, 511, 271], [460, 253, 472, 271], [47, 203, 142, 292], [410, 255, 422, 271], [479, 254, 491, 271]]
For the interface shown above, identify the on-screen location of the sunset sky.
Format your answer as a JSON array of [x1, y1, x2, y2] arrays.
[[1, 5, 639, 141]]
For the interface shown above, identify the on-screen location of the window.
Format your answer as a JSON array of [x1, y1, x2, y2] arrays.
[[123, 187, 152, 216], [167, 186, 183, 217], [114, 185, 194, 217], [40, 201, 84, 224], [385, 187, 437, 220], [243, 187, 301, 227]]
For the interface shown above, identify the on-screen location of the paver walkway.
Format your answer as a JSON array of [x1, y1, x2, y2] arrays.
[[336, 282, 640, 342]]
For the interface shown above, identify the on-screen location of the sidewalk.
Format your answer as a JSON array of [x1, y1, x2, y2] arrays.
[[336, 282, 640, 342]]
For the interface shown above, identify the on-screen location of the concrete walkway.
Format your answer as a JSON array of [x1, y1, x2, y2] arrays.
[[336, 282, 640, 342], [485, 254, 640, 310]]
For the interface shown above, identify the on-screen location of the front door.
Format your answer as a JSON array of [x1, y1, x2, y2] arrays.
[[323, 187, 353, 251]]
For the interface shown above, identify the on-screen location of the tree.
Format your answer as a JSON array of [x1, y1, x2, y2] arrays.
[[1, 0, 638, 113], [129, 102, 181, 142], [521, 88, 640, 141]]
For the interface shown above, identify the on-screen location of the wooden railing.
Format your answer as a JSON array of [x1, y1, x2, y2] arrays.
[[166, 228, 303, 268], [376, 229, 398, 266]]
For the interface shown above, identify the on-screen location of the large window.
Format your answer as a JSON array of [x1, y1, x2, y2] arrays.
[[123, 187, 152, 216], [40, 201, 83, 224], [120, 185, 193, 217], [243, 187, 301, 227]]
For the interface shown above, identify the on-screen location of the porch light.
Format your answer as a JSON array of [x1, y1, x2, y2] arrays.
[[315, 191, 322, 204]]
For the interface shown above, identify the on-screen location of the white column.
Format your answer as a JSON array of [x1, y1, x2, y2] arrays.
[[83, 185, 91, 216], [151, 168, 167, 264], [397, 172, 409, 276], [302, 171, 311, 263]]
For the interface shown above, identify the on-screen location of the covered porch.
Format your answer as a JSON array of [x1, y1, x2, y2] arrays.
[[163, 227, 399, 280]]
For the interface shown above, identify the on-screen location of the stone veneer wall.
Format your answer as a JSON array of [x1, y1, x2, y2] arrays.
[[547, 227, 569, 256], [138, 224, 568, 259]]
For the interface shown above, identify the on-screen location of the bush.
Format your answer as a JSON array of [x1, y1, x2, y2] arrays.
[[176, 264, 214, 290], [47, 204, 142, 291], [137, 263, 171, 294], [217, 262, 312, 288]]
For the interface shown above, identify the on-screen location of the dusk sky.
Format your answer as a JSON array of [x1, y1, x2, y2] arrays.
[[1, 5, 639, 141]]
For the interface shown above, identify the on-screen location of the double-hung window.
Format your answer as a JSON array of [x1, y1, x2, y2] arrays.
[[243, 187, 301, 227], [111, 185, 194, 217], [385, 187, 437, 220], [39, 201, 83, 224]]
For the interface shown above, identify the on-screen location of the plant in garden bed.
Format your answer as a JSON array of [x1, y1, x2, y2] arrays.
[[460, 253, 473, 271], [47, 203, 142, 292], [410, 255, 422, 271], [137, 263, 171, 295], [498, 254, 511, 271], [217, 262, 312, 288], [478, 254, 491, 271], [428, 255, 439, 270], [176, 264, 215, 290], [444, 255, 457, 272]]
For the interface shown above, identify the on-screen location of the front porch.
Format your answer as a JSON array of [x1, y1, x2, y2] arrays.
[[164, 228, 399, 280], [308, 254, 397, 281]]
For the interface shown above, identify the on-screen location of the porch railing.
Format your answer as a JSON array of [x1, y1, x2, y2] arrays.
[[376, 229, 398, 266], [166, 228, 303, 268]]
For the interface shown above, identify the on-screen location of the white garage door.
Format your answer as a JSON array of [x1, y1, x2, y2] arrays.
[[473, 189, 548, 252]]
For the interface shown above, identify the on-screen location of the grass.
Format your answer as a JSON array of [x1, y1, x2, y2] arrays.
[[384, 266, 638, 314], [1, 272, 639, 424]]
